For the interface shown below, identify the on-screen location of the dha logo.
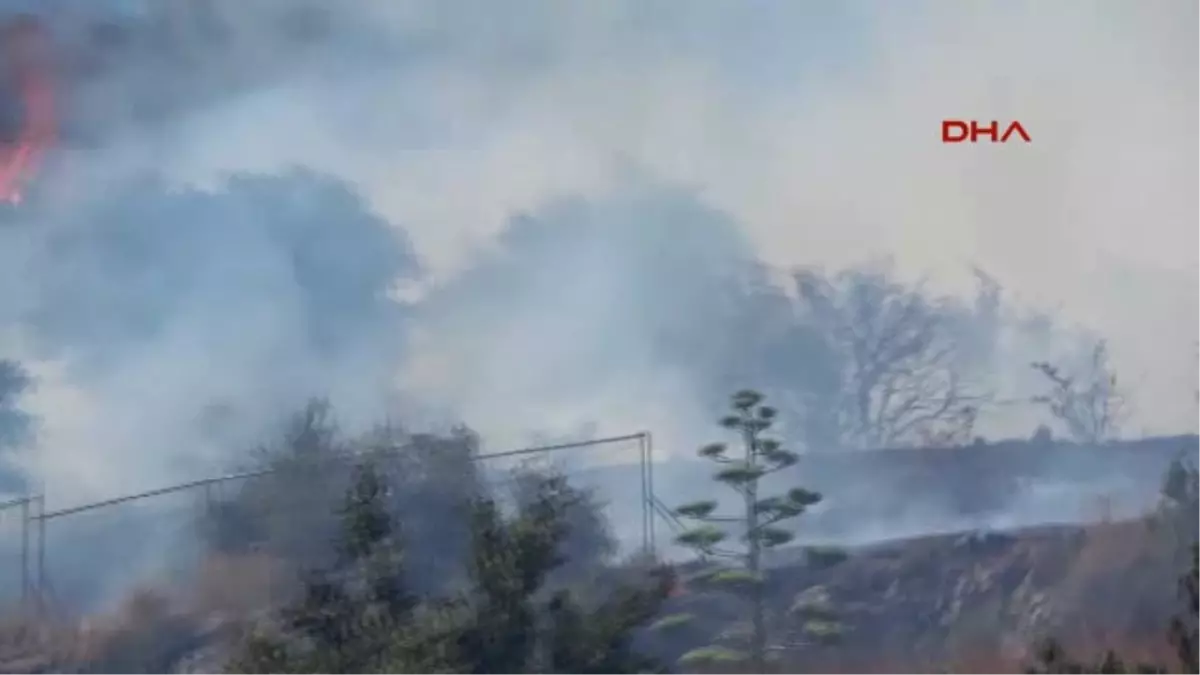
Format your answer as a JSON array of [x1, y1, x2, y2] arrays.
[[942, 119, 1031, 144]]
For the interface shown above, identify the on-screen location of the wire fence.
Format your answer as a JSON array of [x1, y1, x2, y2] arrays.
[[5, 432, 657, 614], [0, 430, 1185, 615]]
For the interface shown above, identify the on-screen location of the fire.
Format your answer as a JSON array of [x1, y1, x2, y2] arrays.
[[0, 15, 56, 205]]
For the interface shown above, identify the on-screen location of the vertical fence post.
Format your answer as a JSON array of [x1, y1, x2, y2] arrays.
[[20, 497, 28, 607], [36, 494, 44, 607], [639, 435, 649, 555], [646, 432, 656, 553], [201, 479, 218, 576], [636, 431, 658, 556]]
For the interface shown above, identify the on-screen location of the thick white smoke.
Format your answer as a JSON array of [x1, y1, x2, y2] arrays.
[[0, 0, 1192, 514], [167, 0, 1196, 436]]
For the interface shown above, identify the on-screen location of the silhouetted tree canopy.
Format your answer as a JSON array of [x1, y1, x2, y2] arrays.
[[228, 458, 671, 674]]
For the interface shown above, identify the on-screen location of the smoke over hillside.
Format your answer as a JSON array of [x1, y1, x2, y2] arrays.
[[0, 0, 1193, 524]]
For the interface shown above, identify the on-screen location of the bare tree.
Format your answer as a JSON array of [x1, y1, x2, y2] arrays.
[[1030, 340, 1128, 444], [794, 264, 989, 449]]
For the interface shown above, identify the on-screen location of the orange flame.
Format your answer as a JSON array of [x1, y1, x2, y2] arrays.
[[0, 16, 56, 205]]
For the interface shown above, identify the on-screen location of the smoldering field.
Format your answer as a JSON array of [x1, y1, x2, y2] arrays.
[[0, 0, 1194, 613]]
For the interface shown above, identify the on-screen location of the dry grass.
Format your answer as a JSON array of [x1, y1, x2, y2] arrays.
[[780, 514, 1188, 674], [802, 640, 1163, 675], [189, 552, 294, 618], [1072, 518, 1161, 580], [676, 634, 1180, 667], [0, 518, 1186, 674], [0, 552, 297, 673]]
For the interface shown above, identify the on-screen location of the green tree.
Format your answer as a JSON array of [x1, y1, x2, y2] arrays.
[[542, 584, 668, 674], [229, 462, 670, 674], [204, 401, 485, 596], [228, 458, 413, 673], [509, 464, 617, 587], [1167, 543, 1198, 674], [671, 389, 832, 671], [444, 473, 670, 673]]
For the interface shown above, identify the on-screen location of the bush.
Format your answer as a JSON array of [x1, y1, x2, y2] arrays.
[[228, 458, 672, 674]]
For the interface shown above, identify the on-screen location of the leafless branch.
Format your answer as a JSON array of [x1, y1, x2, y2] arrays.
[[796, 265, 990, 449], [1030, 340, 1128, 444]]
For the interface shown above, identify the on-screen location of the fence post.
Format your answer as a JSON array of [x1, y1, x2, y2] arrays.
[[646, 432, 656, 552], [20, 497, 28, 607], [36, 494, 44, 606], [639, 435, 649, 555]]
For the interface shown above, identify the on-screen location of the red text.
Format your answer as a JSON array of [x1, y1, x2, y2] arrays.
[[941, 120, 1031, 144]]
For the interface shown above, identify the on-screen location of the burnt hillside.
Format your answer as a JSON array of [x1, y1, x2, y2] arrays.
[[653, 518, 1189, 673], [586, 435, 1195, 552]]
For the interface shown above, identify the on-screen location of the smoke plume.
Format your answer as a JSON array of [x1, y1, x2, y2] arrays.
[[0, 0, 1192, 519]]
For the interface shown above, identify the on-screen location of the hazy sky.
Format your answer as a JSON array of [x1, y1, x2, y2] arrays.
[[167, 0, 1197, 432], [2, 0, 1196, 502]]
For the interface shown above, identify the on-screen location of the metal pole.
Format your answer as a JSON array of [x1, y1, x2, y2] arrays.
[[639, 435, 649, 555], [646, 431, 656, 552], [200, 482, 214, 572], [203, 481, 215, 517], [19, 497, 28, 606], [36, 494, 44, 603]]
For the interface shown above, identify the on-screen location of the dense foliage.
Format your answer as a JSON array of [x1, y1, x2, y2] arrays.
[[227, 454, 672, 674]]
